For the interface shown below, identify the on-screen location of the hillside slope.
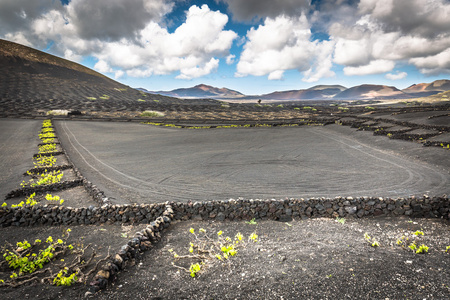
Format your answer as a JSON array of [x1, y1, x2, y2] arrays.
[[0, 39, 192, 115], [334, 84, 407, 100]]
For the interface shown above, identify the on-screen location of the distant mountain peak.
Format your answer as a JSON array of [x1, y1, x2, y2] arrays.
[[307, 85, 347, 91], [152, 84, 244, 99], [403, 79, 450, 97]]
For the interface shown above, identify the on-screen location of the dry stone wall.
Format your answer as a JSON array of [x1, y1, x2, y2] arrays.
[[1, 195, 448, 228]]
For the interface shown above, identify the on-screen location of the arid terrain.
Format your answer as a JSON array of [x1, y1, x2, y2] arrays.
[[0, 39, 449, 299]]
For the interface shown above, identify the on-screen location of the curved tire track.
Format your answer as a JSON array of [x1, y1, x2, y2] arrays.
[[55, 121, 449, 204]]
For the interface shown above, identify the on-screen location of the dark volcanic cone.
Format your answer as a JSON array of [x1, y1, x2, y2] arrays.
[[0, 39, 219, 116]]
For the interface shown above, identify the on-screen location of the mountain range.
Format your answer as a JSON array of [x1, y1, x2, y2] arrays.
[[1, 38, 449, 103], [143, 80, 450, 101]]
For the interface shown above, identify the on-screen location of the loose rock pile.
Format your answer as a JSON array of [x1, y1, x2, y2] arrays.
[[87, 204, 174, 295]]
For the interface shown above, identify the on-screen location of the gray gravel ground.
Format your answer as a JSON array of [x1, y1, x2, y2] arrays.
[[55, 121, 449, 204], [97, 216, 450, 300], [0, 119, 40, 199]]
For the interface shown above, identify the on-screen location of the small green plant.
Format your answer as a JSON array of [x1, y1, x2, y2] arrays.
[[415, 244, 429, 254], [137, 99, 146, 102], [335, 217, 346, 225], [169, 228, 258, 278], [53, 267, 78, 286], [38, 143, 57, 154], [140, 110, 165, 118], [45, 194, 64, 205], [0, 228, 105, 287], [293, 107, 300, 110], [245, 218, 257, 225], [445, 246, 450, 253], [277, 104, 284, 108], [397, 231, 430, 254], [5, 193, 65, 209], [39, 132, 56, 140], [365, 106, 375, 110], [86, 97, 97, 101], [364, 233, 379, 247], [21, 170, 63, 187], [189, 263, 201, 278], [99, 95, 110, 100], [33, 155, 57, 168]]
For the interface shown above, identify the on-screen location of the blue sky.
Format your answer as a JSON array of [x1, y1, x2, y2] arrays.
[[1, 0, 449, 95]]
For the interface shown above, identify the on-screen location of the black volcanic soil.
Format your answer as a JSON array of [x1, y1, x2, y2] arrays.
[[0, 39, 220, 119], [1, 217, 449, 299], [1, 39, 450, 300]]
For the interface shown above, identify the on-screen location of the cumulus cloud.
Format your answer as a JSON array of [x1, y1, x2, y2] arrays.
[[236, 14, 335, 82], [268, 70, 284, 81], [94, 60, 113, 73], [343, 60, 395, 76], [330, 0, 450, 76], [218, 0, 310, 21], [0, 0, 63, 35], [226, 54, 235, 65], [385, 71, 407, 80], [409, 48, 450, 75], [302, 40, 336, 82], [67, 0, 174, 41], [0, 2, 237, 80], [358, 0, 450, 38], [1, 0, 450, 83]]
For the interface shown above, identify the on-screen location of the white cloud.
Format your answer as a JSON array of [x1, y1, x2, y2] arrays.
[[333, 37, 371, 66], [114, 70, 124, 79], [330, 1, 450, 76], [268, 70, 284, 80], [303, 40, 336, 83], [4, 32, 32, 47], [385, 71, 407, 80], [344, 59, 395, 76], [218, 0, 310, 21], [226, 54, 235, 65], [358, 0, 450, 38], [236, 14, 334, 82], [94, 60, 113, 73], [2, 0, 450, 82], [409, 48, 450, 75], [1, 3, 237, 80], [67, 0, 174, 41], [175, 58, 219, 79]]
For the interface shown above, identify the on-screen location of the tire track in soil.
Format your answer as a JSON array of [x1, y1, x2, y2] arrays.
[[56, 121, 450, 204]]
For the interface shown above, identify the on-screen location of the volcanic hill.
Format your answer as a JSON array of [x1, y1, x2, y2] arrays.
[[0, 39, 215, 117]]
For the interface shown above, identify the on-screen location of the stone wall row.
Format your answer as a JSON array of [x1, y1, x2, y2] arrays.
[[0, 195, 448, 228]]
